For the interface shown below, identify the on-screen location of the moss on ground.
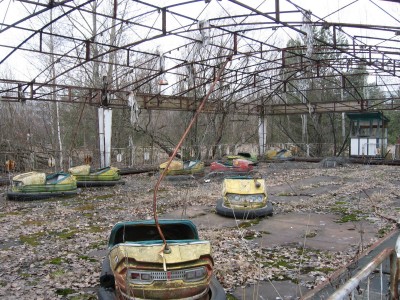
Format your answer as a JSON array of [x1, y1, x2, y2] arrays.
[[238, 219, 260, 228], [56, 288, 75, 296], [19, 232, 46, 246], [22, 219, 46, 226], [48, 257, 64, 265], [53, 229, 78, 239], [79, 255, 97, 262]]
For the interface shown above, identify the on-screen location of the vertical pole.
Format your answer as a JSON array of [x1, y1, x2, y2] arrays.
[[369, 46, 372, 64], [104, 108, 113, 167], [18, 84, 24, 102], [30, 83, 34, 99], [113, 0, 117, 18], [162, 8, 167, 35], [333, 26, 337, 48], [379, 264, 383, 299], [98, 107, 105, 168], [85, 40, 90, 61], [96, 108, 113, 167], [39, 31, 43, 52], [275, 0, 280, 22], [258, 113, 266, 156], [389, 242, 399, 299], [233, 32, 238, 55], [341, 88, 345, 152]]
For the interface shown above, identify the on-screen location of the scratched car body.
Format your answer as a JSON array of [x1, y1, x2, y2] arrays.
[[216, 176, 273, 219], [159, 160, 205, 176], [6, 171, 78, 201], [68, 165, 123, 187], [99, 219, 214, 300], [224, 152, 258, 166], [210, 158, 253, 173]]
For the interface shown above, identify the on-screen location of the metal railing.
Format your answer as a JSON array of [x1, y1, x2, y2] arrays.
[[302, 232, 399, 300], [327, 246, 399, 300]]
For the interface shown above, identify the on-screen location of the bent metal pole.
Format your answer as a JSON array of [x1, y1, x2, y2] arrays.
[[152, 55, 233, 252]]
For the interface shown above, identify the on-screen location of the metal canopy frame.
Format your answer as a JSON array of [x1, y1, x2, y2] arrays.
[[0, 0, 399, 115]]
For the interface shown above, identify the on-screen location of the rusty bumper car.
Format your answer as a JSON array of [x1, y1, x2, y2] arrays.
[[98, 219, 226, 300]]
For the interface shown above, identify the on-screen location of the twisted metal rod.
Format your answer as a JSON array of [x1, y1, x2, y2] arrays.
[[152, 55, 232, 252]]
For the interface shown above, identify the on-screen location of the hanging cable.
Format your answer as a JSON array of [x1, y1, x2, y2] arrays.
[[153, 54, 233, 253]]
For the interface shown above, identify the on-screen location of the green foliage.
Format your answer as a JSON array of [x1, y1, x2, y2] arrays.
[[51, 269, 65, 278], [88, 241, 107, 250], [54, 229, 78, 239], [74, 203, 95, 211], [377, 225, 392, 238], [332, 201, 365, 223], [238, 219, 260, 228], [49, 257, 64, 265], [86, 225, 104, 233], [383, 110, 400, 144], [279, 27, 353, 151], [79, 255, 98, 262], [22, 219, 46, 226], [56, 288, 76, 296], [335, 213, 362, 223], [69, 295, 97, 300], [19, 232, 46, 246]]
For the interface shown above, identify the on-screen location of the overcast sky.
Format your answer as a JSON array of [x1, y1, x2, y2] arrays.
[[0, 0, 399, 82]]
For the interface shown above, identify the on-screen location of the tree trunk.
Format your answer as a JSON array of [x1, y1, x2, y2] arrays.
[[211, 114, 227, 158]]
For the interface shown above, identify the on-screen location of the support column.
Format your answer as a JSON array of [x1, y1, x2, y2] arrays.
[[258, 115, 267, 156], [104, 108, 112, 167], [341, 88, 345, 155], [98, 107, 104, 167], [98, 107, 113, 168]]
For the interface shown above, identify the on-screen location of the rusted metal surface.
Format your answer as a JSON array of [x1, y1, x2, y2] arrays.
[[107, 220, 214, 300], [5, 160, 15, 172], [326, 248, 394, 300], [3, 78, 400, 115], [1, 1, 400, 117], [301, 229, 400, 299], [389, 251, 399, 300]]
